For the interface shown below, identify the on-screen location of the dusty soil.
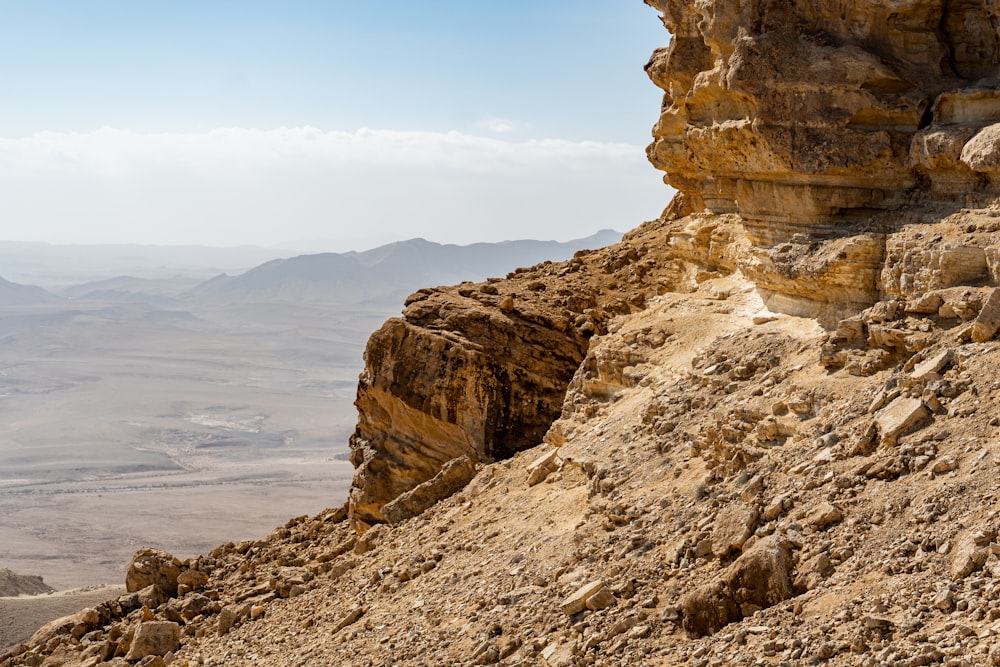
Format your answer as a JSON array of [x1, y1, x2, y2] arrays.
[[0, 586, 123, 652]]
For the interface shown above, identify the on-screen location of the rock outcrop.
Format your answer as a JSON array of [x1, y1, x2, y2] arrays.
[[0, 569, 53, 598], [348, 226, 688, 528], [645, 0, 1000, 322]]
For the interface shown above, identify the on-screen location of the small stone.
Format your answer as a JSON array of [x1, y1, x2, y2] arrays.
[[803, 502, 843, 530], [910, 349, 955, 380], [217, 607, 238, 635], [526, 449, 561, 487], [951, 527, 996, 579], [561, 580, 606, 615], [585, 587, 616, 611], [763, 493, 792, 521], [972, 288, 1000, 342], [333, 604, 365, 632], [932, 589, 954, 611], [176, 569, 209, 591], [931, 455, 958, 474], [875, 396, 930, 445], [740, 474, 765, 503], [712, 503, 759, 557]]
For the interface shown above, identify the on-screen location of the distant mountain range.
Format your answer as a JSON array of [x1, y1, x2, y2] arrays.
[[0, 275, 61, 306], [191, 230, 623, 305], [0, 231, 623, 307]]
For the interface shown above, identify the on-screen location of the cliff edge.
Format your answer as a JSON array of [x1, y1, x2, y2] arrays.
[[8, 2, 1000, 666]]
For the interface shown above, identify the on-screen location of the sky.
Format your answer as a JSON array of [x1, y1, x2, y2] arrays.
[[0, 1, 671, 250]]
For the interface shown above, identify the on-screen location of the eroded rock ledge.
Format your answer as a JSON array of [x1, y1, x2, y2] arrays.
[[349, 1, 1000, 530], [645, 0, 1000, 320], [348, 222, 703, 529]]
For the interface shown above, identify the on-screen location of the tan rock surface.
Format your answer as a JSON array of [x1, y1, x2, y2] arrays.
[[12, 2, 1000, 666]]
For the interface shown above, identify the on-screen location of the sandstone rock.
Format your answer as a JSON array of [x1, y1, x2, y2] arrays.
[[680, 537, 795, 637], [346, 224, 680, 530], [931, 455, 958, 474], [126, 548, 182, 598], [972, 288, 1000, 343], [763, 493, 793, 521], [29, 607, 101, 646], [137, 656, 167, 667], [381, 456, 477, 524], [176, 568, 209, 596], [354, 523, 389, 554], [739, 474, 765, 503], [875, 397, 930, 446], [561, 581, 606, 616], [712, 503, 758, 558], [124, 621, 180, 661], [217, 607, 239, 636], [951, 528, 995, 580], [794, 552, 834, 592], [333, 605, 365, 633], [909, 349, 954, 381], [584, 587, 616, 612], [135, 584, 165, 610], [268, 567, 313, 598], [526, 449, 561, 486], [802, 502, 843, 530], [346, 290, 594, 530], [644, 0, 1000, 325]]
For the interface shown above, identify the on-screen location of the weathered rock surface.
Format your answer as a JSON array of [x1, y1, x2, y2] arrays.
[[125, 549, 182, 598], [124, 621, 180, 661], [348, 222, 689, 529], [12, 2, 1000, 667], [680, 537, 795, 637], [381, 456, 477, 525], [645, 0, 1000, 323]]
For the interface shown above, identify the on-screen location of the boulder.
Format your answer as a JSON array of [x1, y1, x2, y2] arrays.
[[972, 288, 1000, 343], [124, 621, 180, 661], [126, 548, 182, 598], [712, 503, 759, 558], [875, 397, 929, 446], [680, 537, 795, 637]]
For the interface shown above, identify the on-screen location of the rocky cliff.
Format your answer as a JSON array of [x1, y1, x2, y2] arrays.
[[8, 2, 1000, 666], [646, 0, 1000, 324]]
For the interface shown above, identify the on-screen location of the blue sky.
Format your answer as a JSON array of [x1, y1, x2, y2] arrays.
[[0, 1, 671, 249]]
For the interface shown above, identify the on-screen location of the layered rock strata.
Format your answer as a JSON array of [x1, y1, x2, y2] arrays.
[[645, 0, 1000, 320], [348, 224, 693, 529]]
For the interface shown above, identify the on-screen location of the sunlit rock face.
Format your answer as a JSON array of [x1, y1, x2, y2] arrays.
[[644, 0, 1000, 245]]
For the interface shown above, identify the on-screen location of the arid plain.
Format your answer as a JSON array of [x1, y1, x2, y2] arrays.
[[0, 233, 618, 591], [0, 296, 372, 589]]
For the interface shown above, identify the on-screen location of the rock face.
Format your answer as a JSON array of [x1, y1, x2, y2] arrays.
[[348, 227, 686, 529], [645, 0, 1000, 322], [645, 0, 1000, 232]]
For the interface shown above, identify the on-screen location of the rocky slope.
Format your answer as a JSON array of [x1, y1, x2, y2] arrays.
[[0, 570, 53, 598], [8, 2, 1000, 666]]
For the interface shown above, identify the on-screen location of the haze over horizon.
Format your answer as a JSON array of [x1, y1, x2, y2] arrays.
[[0, 1, 671, 250]]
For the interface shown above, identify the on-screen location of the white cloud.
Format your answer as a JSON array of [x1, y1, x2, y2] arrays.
[[473, 116, 518, 134], [0, 127, 669, 248]]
